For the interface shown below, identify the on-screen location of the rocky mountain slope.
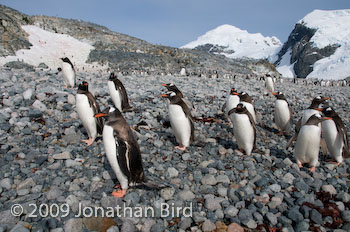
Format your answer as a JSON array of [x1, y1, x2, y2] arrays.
[[274, 9, 350, 80], [0, 5, 277, 76]]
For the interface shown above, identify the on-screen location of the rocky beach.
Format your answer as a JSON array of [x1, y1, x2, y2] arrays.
[[0, 67, 349, 232]]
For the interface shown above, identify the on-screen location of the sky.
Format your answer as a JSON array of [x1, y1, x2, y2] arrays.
[[0, 0, 349, 47]]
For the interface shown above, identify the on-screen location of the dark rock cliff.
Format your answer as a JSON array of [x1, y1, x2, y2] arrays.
[[274, 23, 339, 78]]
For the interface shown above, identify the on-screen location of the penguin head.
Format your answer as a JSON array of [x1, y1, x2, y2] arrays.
[[272, 92, 286, 100], [109, 72, 117, 81], [162, 83, 178, 92], [78, 81, 89, 91], [95, 107, 122, 121], [235, 103, 246, 112], [161, 91, 176, 98], [230, 88, 238, 95], [322, 106, 336, 118]]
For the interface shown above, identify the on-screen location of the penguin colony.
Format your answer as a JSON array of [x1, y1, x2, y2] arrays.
[[63, 59, 350, 198]]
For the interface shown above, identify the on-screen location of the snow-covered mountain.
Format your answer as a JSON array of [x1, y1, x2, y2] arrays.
[[181, 24, 282, 60], [275, 9, 350, 80]]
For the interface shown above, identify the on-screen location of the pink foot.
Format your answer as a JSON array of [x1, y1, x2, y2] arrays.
[[112, 189, 127, 198], [82, 138, 94, 146], [175, 145, 186, 151], [309, 166, 316, 172], [298, 163, 303, 168]]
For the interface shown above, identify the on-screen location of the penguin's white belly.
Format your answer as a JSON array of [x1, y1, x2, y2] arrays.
[[266, 77, 274, 92], [274, 100, 291, 131], [108, 81, 122, 111], [62, 63, 75, 87], [322, 120, 344, 163], [103, 125, 129, 189], [226, 95, 240, 116], [169, 104, 191, 147], [76, 94, 97, 139], [232, 113, 254, 155], [241, 102, 256, 123], [294, 125, 321, 166]]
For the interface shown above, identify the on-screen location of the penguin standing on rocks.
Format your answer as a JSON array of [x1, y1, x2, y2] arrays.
[[294, 114, 327, 172], [61, 57, 76, 88], [287, 96, 330, 148], [162, 92, 194, 151], [322, 106, 350, 164], [76, 81, 103, 146], [162, 83, 193, 109], [222, 88, 240, 120], [265, 74, 274, 93], [107, 72, 132, 112], [228, 103, 256, 155], [95, 107, 145, 198], [272, 92, 292, 135], [238, 92, 257, 123]]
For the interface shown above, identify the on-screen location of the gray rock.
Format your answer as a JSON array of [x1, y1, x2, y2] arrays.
[[179, 217, 192, 230], [32, 100, 47, 111], [52, 151, 71, 160], [282, 173, 295, 184], [154, 140, 163, 148], [287, 207, 303, 222], [201, 174, 217, 186], [205, 196, 221, 211], [142, 219, 156, 232], [238, 209, 252, 223], [269, 184, 281, 193], [295, 221, 309, 232], [178, 190, 195, 201], [322, 185, 337, 195], [45, 187, 63, 200], [160, 187, 175, 200], [246, 219, 257, 229], [224, 205, 239, 217], [202, 220, 216, 232], [9, 225, 29, 232], [216, 175, 230, 184], [65, 159, 82, 167], [23, 89, 33, 100], [63, 218, 82, 232], [166, 167, 179, 178], [0, 210, 19, 228], [337, 192, 350, 203], [266, 212, 278, 225], [0, 178, 12, 190], [16, 178, 35, 190], [310, 209, 323, 225], [342, 211, 350, 223], [106, 226, 119, 232], [121, 220, 136, 232], [283, 158, 293, 166]]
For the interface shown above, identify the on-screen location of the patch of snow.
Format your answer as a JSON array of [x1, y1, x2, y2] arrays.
[[0, 25, 105, 72], [276, 48, 295, 78], [181, 24, 282, 60]]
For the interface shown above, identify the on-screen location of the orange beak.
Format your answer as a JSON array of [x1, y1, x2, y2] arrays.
[[95, 113, 108, 118], [324, 117, 332, 120], [83, 82, 88, 86], [315, 108, 323, 111], [233, 92, 239, 95], [272, 92, 278, 95], [161, 94, 168, 98], [161, 83, 167, 86], [322, 97, 330, 100]]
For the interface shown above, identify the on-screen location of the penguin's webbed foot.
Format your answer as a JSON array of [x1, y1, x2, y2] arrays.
[[112, 189, 127, 198], [82, 138, 94, 146], [309, 166, 316, 172], [298, 163, 303, 168], [175, 145, 186, 151]]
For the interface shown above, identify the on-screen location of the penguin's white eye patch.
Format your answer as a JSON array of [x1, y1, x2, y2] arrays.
[[109, 107, 116, 113], [169, 83, 174, 87], [326, 107, 332, 111], [241, 92, 246, 95], [170, 92, 176, 97], [316, 96, 321, 100]]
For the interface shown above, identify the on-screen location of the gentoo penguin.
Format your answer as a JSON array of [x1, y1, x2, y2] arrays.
[[228, 103, 256, 155], [238, 92, 257, 123], [162, 83, 184, 98], [107, 72, 132, 112], [286, 96, 329, 148], [322, 106, 350, 164], [222, 88, 240, 119], [272, 92, 292, 135], [61, 57, 76, 88], [294, 114, 327, 172], [95, 107, 145, 198], [76, 81, 103, 146], [162, 83, 193, 109], [265, 74, 274, 92], [162, 92, 194, 151]]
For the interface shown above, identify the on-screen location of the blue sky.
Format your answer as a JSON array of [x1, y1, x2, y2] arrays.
[[1, 0, 349, 47]]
